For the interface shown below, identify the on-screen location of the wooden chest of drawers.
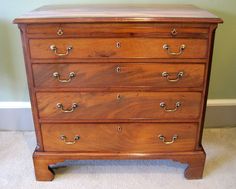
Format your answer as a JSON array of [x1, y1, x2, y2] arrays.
[[14, 4, 222, 181]]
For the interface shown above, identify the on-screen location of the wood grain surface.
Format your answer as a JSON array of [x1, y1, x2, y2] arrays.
[[41, 123, 198, 152], [32, 63, 205, 89], [33, 149, 206, 180], [13, 4, 223, 24], [26, 23, 209, 38], [29, 38, 208, 59], [36, 92, 202, 120], [14, 4, 222, 180]]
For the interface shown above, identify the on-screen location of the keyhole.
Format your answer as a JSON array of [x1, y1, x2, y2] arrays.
[[57, 28, 64, 36], [116, 66, 121, 73], [117, 126, 122, 132], [117, 94, 121, 100], [116, 42, 121, 48], [171, 28, 177, 36]]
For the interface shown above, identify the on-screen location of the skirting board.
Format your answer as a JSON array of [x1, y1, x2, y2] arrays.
[[0, 102, 33, 131], [0, 100, 236, 131]]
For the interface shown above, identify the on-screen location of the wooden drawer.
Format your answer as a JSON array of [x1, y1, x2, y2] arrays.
[[36, 92, 202, 121], [33, 63, 205, 89], [41, 123, 198, 152], [26, 23, 209, 38], [29, 38, 208, 59]]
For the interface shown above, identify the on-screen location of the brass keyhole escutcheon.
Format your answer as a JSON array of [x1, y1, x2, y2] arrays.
[[117, 94, 121, 101], [57, 28, 64, 36], [116, 66, 121, 73], [117, 126, 122, 132], [171, 28, 178, 36], [116, 41, 121, 48]]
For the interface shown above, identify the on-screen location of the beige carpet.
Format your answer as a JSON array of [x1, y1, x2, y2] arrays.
[[0, 127, 235, 189]]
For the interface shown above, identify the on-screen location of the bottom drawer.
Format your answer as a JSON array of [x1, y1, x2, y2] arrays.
[[41, 123, 198, 152]]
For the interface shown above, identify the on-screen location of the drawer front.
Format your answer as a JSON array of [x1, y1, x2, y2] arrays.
[[37, 92, 202, 120], [29, 38, 208, 59], [41, 123, 198, 152], [27, 23, 209, 38], [33, 63, 205, 89]]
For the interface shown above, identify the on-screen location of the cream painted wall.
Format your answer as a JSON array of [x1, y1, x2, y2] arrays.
[[0, 0, 235, 101]]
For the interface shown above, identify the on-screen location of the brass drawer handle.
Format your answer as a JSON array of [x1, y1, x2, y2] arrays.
[[53, 72, 76, 83], [161, 71, 184, 82], [50, 44, 73, 57], [158, 134, 178, 145], [163, 44, 186, 56], [56, 103, 78, 113], [60, 135, 80, 145], [160, 102, 181, 112]]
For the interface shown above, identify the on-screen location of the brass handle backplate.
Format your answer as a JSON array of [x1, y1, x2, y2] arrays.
[[60, 135, 80, 145], [53, 72, 76, 83], [163, 44, 186, 56], [56, 103, 78, 113], [160, 102, 181, 112], [158, 134, 178, 145], [50, 44, 73, 57], [162, 71, 184, 82]]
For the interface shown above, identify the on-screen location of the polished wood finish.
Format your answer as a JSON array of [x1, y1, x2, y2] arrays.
[[33, 63, 205, 89], [42, 123, 198, 152], [26, 23, 209, 38], [29, 38, 208, 59], [33, 149, 206, 181], [14, 4, 222, 181], [37, 92, 201, 120], [13, 4, 223, 24]]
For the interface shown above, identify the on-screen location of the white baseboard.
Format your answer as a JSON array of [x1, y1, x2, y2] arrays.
[[207, 99, 236, 106], [0, 100, 236, 130], [0, 105, 33, 131], [0, 102, 31, 109]]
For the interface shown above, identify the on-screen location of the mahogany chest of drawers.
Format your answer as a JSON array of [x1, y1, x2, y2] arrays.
[[14, 4, 222, 181]]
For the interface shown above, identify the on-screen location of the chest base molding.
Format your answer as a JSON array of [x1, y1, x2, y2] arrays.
[[33, 148, 206, 181]]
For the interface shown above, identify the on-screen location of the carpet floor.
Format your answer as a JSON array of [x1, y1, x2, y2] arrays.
[[0, 127, 235, 189]]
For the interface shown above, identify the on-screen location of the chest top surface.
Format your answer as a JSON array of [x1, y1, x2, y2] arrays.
[[14, 4, 222, 24]]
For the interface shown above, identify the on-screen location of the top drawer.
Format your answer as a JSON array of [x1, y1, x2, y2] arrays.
[[29, 38, 208, 60], [26, 23, 209, 38]]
